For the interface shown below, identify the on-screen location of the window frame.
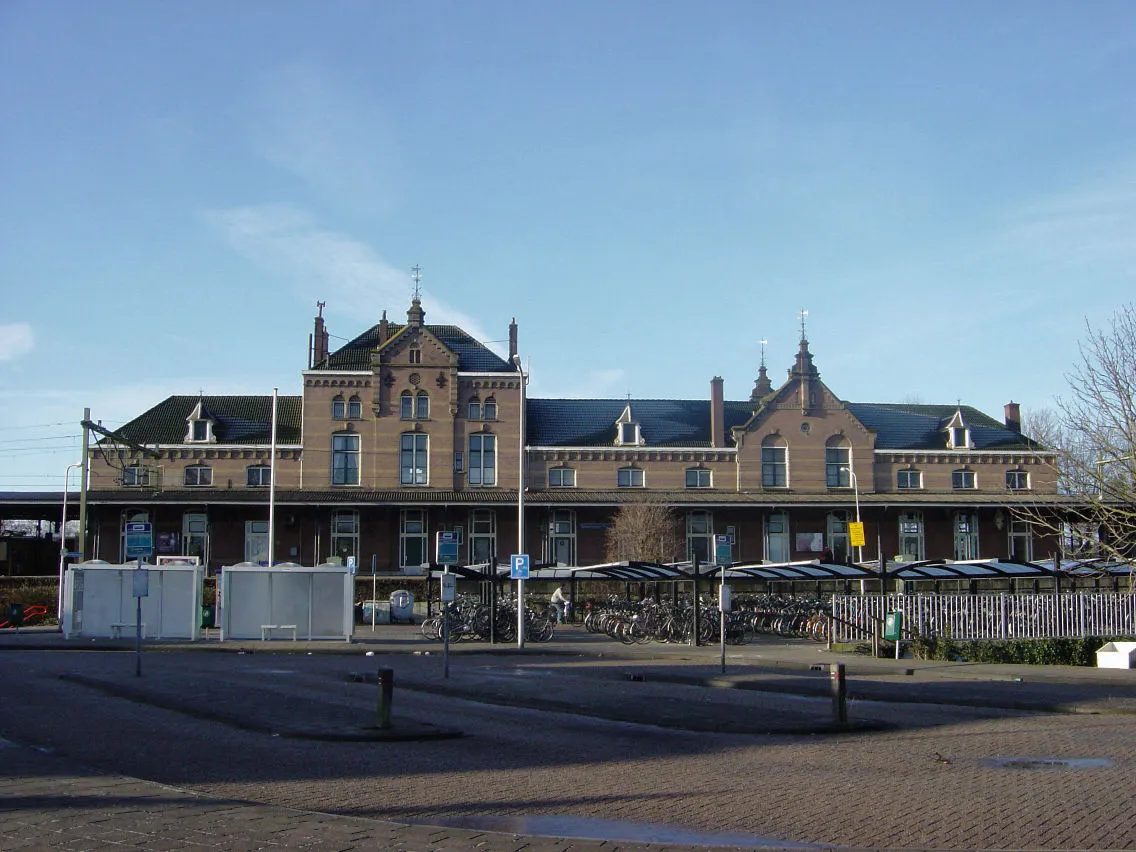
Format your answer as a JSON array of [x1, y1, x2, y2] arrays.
[[331, 432, 360, 486], [415, 392, 429, 419], [332, 395, 346, 420], [548, 467, 577, 488], [183, 465, 213, 487], [685, 468, 711, 488], [468, 433, 497, 486], [400, 432, 429, 486], [246, 465, 272, 488], [761, 441, 787, 488], [825, 443, 851, 488], [897, 469, 922, 490], [121, 465, 151, 487], [617, 466, 644, 488], [1006, 470, 1029, 490], [347, 395, 362, 419], [952, 468, 976, 490]]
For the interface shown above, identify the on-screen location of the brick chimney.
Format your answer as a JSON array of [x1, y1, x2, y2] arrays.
[[377, 310, 389, 346], [1004, 401, 1021, 433], [710, 376, 725, 448], [509, 317, 518, 362], [311, 302, 329, 367]]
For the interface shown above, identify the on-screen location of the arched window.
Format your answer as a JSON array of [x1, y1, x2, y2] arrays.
[[332, 395, 346, 419], [761, 436, 787, 488], [347, 395, 362, 419], [483, 397, 497, 420], [468, 398, 481, 420], [825, 437, 851, 487], [400, 391, 413, 419], [415, 391, 429, 419]]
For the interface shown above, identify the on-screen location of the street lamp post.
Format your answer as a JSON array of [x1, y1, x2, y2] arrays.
[[58, 461, 83, 620], [512, 354, 527, 650], [843, 466, 862, 564]]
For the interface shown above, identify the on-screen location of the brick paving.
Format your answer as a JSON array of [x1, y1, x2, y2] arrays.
[[2, 626, 1136, 850]]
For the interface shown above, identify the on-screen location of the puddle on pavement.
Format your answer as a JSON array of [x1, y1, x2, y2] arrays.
[[982, 757, 1114, 771], [428, 814, 827, 848]]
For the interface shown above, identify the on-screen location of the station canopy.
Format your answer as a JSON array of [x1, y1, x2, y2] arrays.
[[886, 558, 1056, 579]]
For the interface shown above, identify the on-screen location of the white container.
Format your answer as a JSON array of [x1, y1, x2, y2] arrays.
[[1096, 641, 1136, 669]]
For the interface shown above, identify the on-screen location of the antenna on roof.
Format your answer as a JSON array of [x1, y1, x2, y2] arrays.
[[799, 309, 809, 342], [410, 265, 422, 300]]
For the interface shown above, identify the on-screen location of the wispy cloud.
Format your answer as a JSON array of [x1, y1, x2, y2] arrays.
[[242, 61, 400, 215], [0, 323, 33, 361], [205, 203, 497, 346]]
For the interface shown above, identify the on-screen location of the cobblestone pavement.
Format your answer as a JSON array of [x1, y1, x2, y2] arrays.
[[2, 627, 1136, 850]]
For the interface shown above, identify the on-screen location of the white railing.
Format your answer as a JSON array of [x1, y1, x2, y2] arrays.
[[831, 592, 1136, 643]]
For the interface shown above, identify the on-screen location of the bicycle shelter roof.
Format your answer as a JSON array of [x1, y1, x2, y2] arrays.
[[888, 558, 1055, 579]]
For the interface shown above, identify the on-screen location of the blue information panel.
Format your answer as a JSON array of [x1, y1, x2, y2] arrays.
[[714, 534, 732, 566], [510, 553, 530, 580], [125, 522, 153, 559]]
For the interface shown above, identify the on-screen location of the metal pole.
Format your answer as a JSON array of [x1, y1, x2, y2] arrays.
[[830, 662, 847, 725], [513, 354, 526, 650], [58, 462, 81, 620], [691, 555, 701, 647], [371, 554, 377, 630], [268, 388, 278, 568], [376, 667, 393, 729], [719, 565, 727, 674], [78, 408, 90, 561]]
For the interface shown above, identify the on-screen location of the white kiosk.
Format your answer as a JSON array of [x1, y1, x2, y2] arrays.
[[62, 560, 204, 640], [218, 562, 353, 641]]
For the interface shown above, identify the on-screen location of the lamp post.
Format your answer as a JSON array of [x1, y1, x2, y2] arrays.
[[58, 461, 82, 620], [1095, 454, 1135, 500], [512, 354, 527, 649], [842, 466, 862, 564]]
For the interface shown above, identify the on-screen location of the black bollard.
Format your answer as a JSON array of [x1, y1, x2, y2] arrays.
[[376, 667, 394, 730], [830, 662, 847, 725]]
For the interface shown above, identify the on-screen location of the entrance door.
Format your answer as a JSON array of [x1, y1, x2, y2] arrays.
[[245, 521, 269, 565]]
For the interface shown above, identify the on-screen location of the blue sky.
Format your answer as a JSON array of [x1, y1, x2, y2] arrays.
[[3, 1, 1135, 490]]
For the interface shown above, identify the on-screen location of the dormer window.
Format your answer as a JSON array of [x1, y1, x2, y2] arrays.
[[185, 400, 216, 444], [945, 409, 972, 449], [614, 403, 643, 447]]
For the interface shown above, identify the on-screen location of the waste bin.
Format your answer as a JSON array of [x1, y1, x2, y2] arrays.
[[884, 611, 903, 641], [7, 603, 24, 628], [362, 600, 391, 624], [390, 590, 414, 624], [201, 604, 216, 629]]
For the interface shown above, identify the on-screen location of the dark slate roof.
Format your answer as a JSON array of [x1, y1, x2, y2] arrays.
[[317, 323, 513, 372], [844, 403, 1044, 451], [526, 399, 753, 448], [114, 396, 302, 445]]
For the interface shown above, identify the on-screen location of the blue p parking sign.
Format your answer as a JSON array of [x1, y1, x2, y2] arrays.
[[510, 553, 530, 579]]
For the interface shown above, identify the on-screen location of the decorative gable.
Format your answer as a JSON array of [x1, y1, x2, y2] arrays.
[[945, 408, 972, 450], [614, 403, 643, 446]]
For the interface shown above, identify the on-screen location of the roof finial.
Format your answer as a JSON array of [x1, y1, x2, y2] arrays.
[[799, 309, 809, 343], [759, 338, 768, 369], [410, 265, 422, 301]]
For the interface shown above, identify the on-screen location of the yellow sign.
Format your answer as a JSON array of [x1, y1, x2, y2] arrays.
[[849, 521, 866, 548]]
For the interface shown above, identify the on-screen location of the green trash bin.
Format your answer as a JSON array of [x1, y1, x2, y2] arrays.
[[201, 604, 215, 629]]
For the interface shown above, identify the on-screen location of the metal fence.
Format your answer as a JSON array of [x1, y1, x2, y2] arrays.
[[831, 592, 1136, 643]]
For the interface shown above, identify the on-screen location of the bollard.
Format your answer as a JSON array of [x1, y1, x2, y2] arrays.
[[830, 662, 847, 725], [376, 667, 394, 730]]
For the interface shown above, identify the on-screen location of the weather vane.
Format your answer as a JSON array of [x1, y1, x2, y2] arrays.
[[760, 338, 768, 369], [799, 309, 809, 342], [410, 265, 422, 300]]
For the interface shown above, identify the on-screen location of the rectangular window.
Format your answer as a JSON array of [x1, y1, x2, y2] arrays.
[[191, 421, 209, 441], [1008, 519, 1032, 561], [400, 433, 429, 485], [468, 401, 481, 420], [183, 512, 208, 562], [549, 509, 576, 566], [469, 509, 496, 564], [468, 434, 496, 485], [454, 451, 464, 473], [1006, 470, 1029, 490], [347, 397, 362, 419], [687, 510, 713, 564], [408, 348, 421, 364], [244, 520, 269, 565], [415, 394, 429, 419], [897, 469, 922, 489], [685, 468, 711, 488], [954, 512, 979, 560], [331, 510, 359, 563], [826, 447, 850, 487], [898, 512, 925, 561], [332, 433, 360, 485], [952, 469, 976, 489], [617, 467, 644, 488], [247, 466, 271, 487], [400, 395, 413, 419], [332, 398, 346, 419], [762, 446, 787, 487], [184, 466, 213, 487], [483, 399, 497, 420], [619, 422, 638, 444], [121, 466, 151, 487], [549, 467, 576, 487], [765, 513, 789, 562]]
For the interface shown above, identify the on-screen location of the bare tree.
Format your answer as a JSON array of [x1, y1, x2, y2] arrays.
[[604, 498, 682, 563], [1021, 304, 1136, 563]]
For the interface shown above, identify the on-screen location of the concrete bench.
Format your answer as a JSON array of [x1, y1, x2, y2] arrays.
[[260, 624, 298, 641], [110, 623, 146, 639]]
